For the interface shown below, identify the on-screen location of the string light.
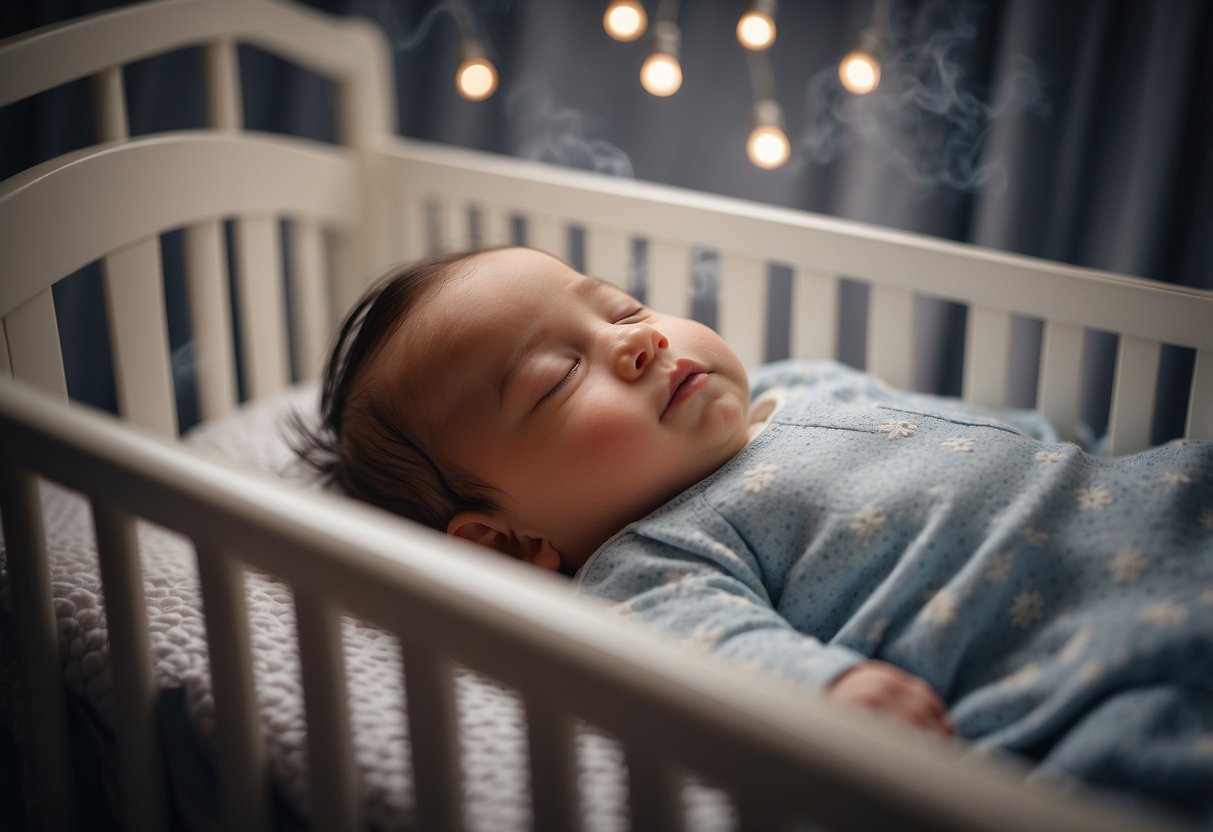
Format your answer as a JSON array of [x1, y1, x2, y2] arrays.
[[641, 20, 683, 97], [838, 0, 889, 95], [603, 0, 647, 41], [456, 37, 498, 101], [838, 28, 882, 94], [747, 99, 790, 169], [736, 0, 777, 51]]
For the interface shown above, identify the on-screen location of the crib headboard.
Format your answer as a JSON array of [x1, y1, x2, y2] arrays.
[[0, 0, 396, 436]]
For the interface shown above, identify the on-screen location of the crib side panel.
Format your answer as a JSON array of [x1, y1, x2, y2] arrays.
[[382, 140, 1212, 453], [2, 331, 1191, 832]]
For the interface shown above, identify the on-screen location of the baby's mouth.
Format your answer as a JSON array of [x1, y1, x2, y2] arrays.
[[663, 361, 709, 418]]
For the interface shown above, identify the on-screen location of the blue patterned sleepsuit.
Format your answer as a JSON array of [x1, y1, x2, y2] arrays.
[[575, 361, 1213, 825]]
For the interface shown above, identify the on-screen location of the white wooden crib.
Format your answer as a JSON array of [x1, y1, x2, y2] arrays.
[[1, 1, 1210, 830]]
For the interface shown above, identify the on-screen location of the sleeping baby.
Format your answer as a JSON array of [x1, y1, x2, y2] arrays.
[[294, 245, 1212, 826]]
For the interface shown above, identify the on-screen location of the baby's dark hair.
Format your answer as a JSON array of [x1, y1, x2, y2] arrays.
[[290, 249, 500, 529]]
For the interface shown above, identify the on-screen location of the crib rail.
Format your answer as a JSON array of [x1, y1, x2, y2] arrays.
[[0, 379, 1188, 832], [380, 139, 1213, 455]]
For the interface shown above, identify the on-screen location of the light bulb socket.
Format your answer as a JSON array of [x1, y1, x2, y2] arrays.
[[750, 98, 784, 131], [854, 27, 883, 58], [650, 20, 681, 59], [459, 37, 488, 63], [746, 0, 777, 16]]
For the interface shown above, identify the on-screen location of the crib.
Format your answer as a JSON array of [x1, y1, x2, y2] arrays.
[[1, 1, 1211, 830]]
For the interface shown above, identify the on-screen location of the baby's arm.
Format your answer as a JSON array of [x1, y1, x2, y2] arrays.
[[828, 660, 953, 736]]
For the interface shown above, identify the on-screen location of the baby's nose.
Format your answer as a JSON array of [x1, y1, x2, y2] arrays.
[[618, 325, 669, 378]]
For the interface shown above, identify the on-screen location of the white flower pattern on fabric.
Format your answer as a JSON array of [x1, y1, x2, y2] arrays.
[[1011, 591, 1045, 628], [686, 623, 725, 651], [1003, 663, 1042, 690], [1075, 486, 1113, 510], [986, 552, 1014, 582], [1109, 548, 1149, 585], [878, 419, 917, 439], [1160, 471, 1191, 486], [1022, 527, 1050, 547], [941, 438, 974, 453], [1139, 602, 1188, 628], [1035, 450, 1065, 464], [922, 589, 960, 626], [849, 504, 887, 544], [741, 463, 779, 494]]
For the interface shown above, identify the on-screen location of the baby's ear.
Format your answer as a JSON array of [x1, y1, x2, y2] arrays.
[[447, 512, 563, 572]]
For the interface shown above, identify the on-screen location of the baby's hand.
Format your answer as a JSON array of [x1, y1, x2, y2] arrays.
[[827, 660, 954, 736]]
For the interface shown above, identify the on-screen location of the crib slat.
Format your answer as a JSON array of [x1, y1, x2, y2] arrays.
[[790, 266, 838, 361], [402, 643, 463, 832], [478, 203, 514, 249], [204, 38, 242, 129], [0, 466, 74, 832], [647, 240, 693, 318], [194, 544, 271, 832], [528, 214, 566, 261], [1188, 349, 1213, 441], [233, 215, 290, 400], [867, 285, 914, 390], [90, 65, 127, 141], [395, 193, 426, 261], [92, 501, 169, 831], [719, 253, 767, 370], [584, 225, 629, 289], [1107, 335, 1160, 455], [5, 289, 68, 401], [440, 199, 473, 252], [1037, 321, 1084, 442], [294, 587, 360, 831], [184, 221, 239, 420], [625, 746, 681, 832], [962, 305, 1012, 409], [525, 704, 579, 832], [288, 219, 330, 381], [102, 237, 178, 436]]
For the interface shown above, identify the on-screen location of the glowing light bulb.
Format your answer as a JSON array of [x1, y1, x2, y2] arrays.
[[746, 99, 790, 169], [737, 14, 774, 50], [456, 39, 498, 101], [604, 0, 647, 41], [839, 52, 879, 94], [641, 53, 681, 96], [641, 21, 682, 97], [748, 126, 789, 168], [737, 0, 777, 50], [838, 29, 882, 94]]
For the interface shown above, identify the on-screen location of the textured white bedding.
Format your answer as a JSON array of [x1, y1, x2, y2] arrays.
[[0, 384, 731, 830]]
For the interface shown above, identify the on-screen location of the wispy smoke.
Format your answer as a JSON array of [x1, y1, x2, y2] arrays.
[[796, 0, 1049, 193], [366, 0, 467, 52], [507, 79, 634, 177]]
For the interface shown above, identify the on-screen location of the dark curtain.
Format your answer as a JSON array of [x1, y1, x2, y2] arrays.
[[2, 0, 1209, 435]]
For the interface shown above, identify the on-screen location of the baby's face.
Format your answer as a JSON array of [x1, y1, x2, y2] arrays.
[[377, 247, 752, 571]]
